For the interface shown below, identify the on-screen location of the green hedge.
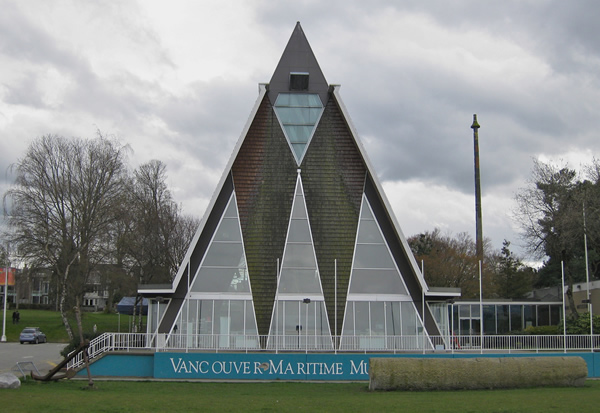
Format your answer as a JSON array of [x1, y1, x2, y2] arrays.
[[522, 325, 560, 335], [11, 303, 55, 311], [369, 357, 587, 391]]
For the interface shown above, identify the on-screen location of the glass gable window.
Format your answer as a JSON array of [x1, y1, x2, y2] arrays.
[[169, 192, 259, 350], [341, 194, 426, 350], [191, 194, 250, 293], [268, 172, 332, 349], [274, 93, 324, 163], [347, 195, 408, 296], [276, 173, 324, 295]]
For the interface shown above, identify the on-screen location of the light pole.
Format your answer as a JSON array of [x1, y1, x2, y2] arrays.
[[303, 298, 310, 351]]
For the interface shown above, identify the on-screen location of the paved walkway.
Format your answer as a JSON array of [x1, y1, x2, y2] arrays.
[[0, 342, 67, 377]]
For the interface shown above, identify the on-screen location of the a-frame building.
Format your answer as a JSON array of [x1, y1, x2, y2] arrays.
[[140, 23, 459, 351]]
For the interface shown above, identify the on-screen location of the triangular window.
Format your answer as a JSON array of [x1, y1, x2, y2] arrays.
[[347, 194, 409, 296], [267, 172, 332, 349], [190, 194, 250, 294], [277, 173, 322, 295], [173, 192, 259, 349], [340, 194, 428, 350], [274, 93, 323, 164]]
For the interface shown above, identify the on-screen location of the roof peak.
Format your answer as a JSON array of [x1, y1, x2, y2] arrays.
[[268, 23, 328, 105]]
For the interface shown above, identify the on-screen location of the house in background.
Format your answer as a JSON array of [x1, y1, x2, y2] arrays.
[[567, 280, 600, 316], [10, 264, 125, 312]]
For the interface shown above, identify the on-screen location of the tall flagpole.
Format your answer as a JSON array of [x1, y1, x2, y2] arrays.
[[334, 259, 337, 351], [421, 260, 426, 354], [1, 243, 8, 342], [561, 261, 567, 353], [471, 114, 483, 261], [479, 260, 483, 354], [583, 202, 593, 350], [1, 264, 7, 342], [275, 258, 280, 352]]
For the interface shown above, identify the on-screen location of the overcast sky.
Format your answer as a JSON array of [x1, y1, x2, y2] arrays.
[[2, 0, 600, 261]]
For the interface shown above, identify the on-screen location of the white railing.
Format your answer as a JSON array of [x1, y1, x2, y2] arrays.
[[66, 333, 600, 370], [67, 333, 148, 370]]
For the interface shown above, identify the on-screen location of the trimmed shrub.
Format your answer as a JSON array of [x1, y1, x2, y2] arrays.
[[369, 357, 587, 391], [522, 325, 560, 335], [562, 312, 600, 334], [14, 303, 54, 311]]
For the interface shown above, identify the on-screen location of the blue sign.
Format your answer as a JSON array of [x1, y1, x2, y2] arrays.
[[80, 352, 599, 380], [154, 353, 371, 380]]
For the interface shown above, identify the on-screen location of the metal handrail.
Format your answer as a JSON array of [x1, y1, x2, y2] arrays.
[[66, 333, 600, 370], [12, 361, 41, 379]]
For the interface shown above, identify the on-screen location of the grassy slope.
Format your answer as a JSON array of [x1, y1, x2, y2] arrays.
[[3, 380, 600, 413], [1, 309, 142, 342]]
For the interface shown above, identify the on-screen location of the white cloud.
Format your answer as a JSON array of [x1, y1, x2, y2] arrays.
[[2, 0, 600, 264]]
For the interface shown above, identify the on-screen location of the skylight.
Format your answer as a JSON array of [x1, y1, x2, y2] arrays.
[[274, 93, 323, 163]]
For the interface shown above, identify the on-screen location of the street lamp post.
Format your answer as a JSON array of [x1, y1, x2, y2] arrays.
[[303, 298, 310, 351]]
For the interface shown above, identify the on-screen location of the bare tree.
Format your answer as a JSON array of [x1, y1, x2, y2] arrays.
[[3, 133, 129, 339], [120, 160, 185, 329], [171, 214, 200, 273], [408, 229, 494, 299]]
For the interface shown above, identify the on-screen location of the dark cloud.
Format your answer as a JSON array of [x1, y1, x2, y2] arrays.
[[2, 0, 600, 258], [283, 1, 600, 202], [391, 0, 600, 76]]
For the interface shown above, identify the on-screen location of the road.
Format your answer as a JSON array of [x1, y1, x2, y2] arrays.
[[0, 342, 67, 377]]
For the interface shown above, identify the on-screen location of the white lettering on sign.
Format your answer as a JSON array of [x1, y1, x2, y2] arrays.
[[170, 358, 211, 374], [350, 360, 368, 375], [167, 357, 366, 377], [269, 360, 295, 375]]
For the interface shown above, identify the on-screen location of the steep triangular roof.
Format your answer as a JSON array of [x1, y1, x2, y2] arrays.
[[268, 22, 329, 105], [142, 23, 449, 338]]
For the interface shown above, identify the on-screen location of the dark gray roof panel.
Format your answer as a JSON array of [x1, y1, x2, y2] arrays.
[[268, 22, 329, 105]]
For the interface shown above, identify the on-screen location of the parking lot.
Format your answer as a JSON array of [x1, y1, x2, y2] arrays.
[[0, 342, 66, 376]]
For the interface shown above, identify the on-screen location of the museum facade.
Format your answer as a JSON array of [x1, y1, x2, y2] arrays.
[[138, 22, 476, 352]]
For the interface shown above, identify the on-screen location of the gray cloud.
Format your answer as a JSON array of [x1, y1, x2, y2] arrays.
[[2, 0, 600, 258]]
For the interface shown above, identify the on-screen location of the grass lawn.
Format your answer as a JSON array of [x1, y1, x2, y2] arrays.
[[1, 309, 144, 342], [3, 311, 598, 412], [2, 380, 600, 412]]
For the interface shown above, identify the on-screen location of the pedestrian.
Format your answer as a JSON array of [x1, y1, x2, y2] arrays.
[[12, 311, 16, 324], [15, 310, 20, 324]]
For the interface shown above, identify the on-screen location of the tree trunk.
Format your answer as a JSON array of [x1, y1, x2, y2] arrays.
[[59, 276, 74, 340], [566, 266, 579, 319], [138, 294, 144, 332], [74, 297, 94, 388], [132, 295, 138, 333]]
